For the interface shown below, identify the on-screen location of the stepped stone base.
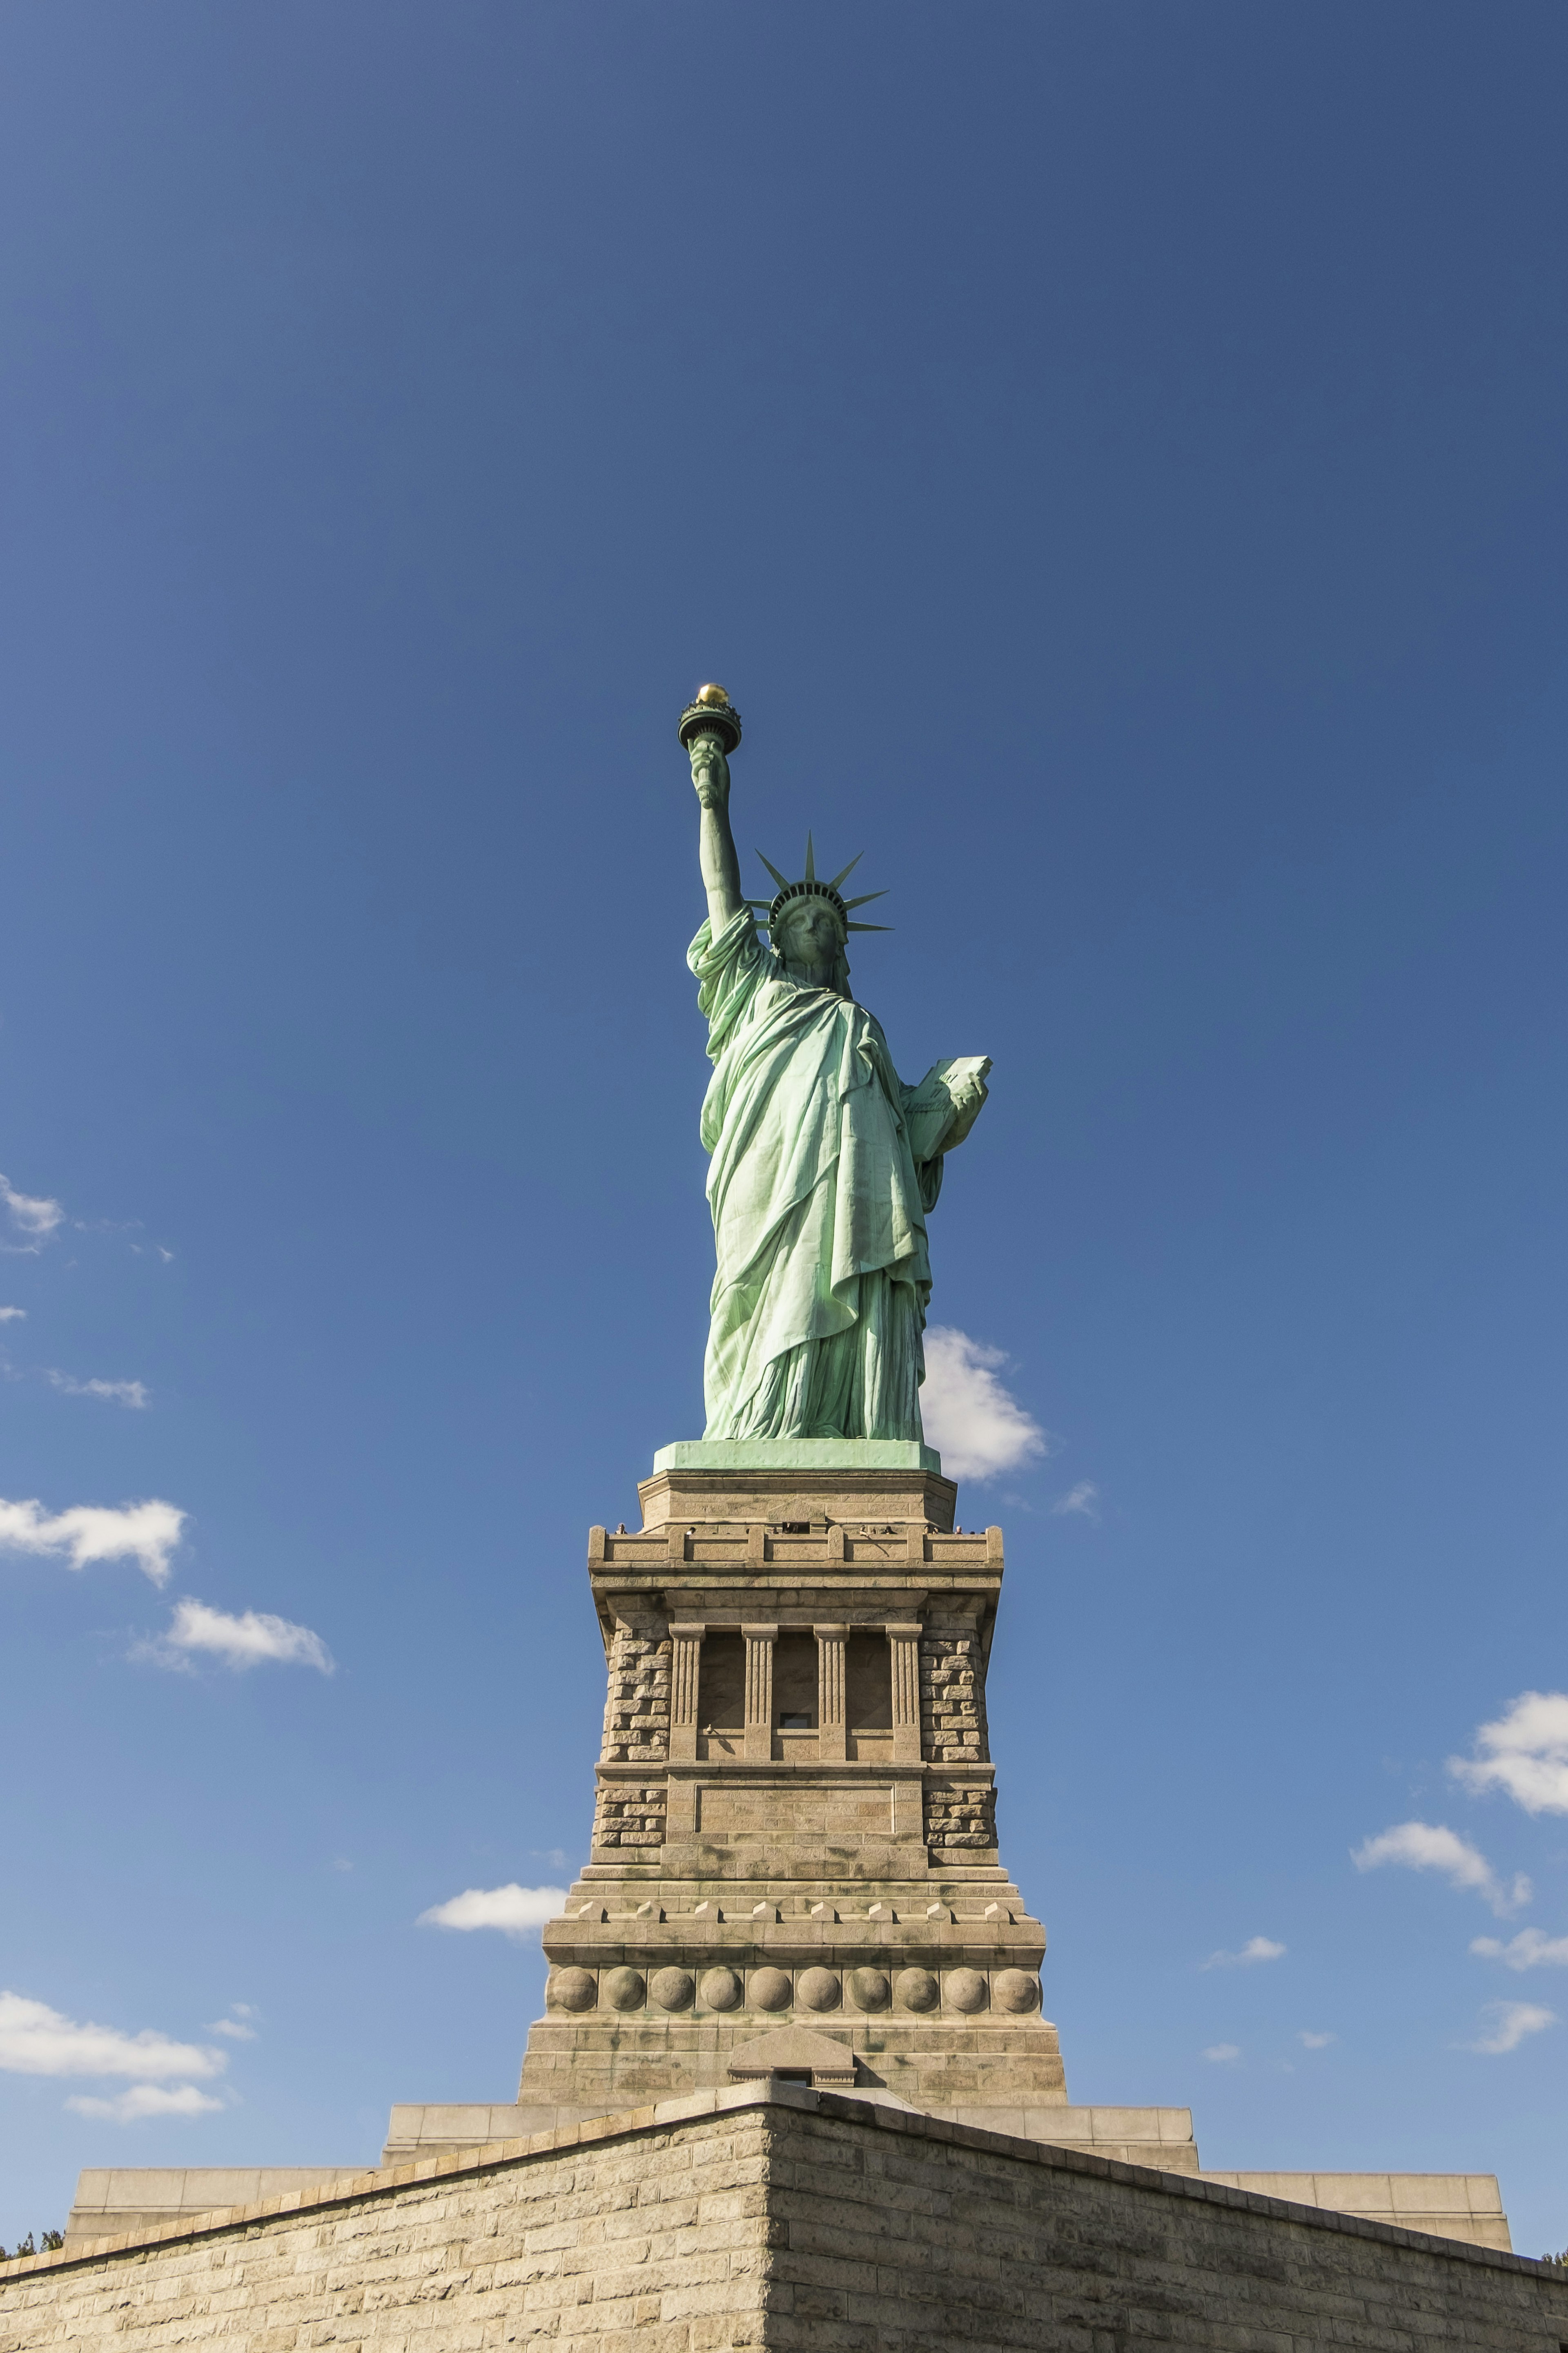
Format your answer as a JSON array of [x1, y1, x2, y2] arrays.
[[22, 2086, 1561, 2353], [379, 2096, 1201, 2173]]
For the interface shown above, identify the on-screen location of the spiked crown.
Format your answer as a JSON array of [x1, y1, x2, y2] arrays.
[[747, 834, 891, 936]]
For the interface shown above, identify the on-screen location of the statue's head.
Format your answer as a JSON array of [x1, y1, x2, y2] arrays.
[[749, 839, 891, 998], [773, 891, 847, 968]]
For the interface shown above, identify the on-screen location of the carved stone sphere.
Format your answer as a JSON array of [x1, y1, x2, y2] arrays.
[[993, 1968, 1041, 2014], [649, 1967, 695, 2012], [548, 1967, 597, 2013], [946, 1968, 989, 2013], [895, 1967, 940, 2013], [797, 1966, 842, 2012], [602, 1966, 646, 2012], [749, 1966, 792, 2012], [700, 1966, 744, 2012], [847, 1967, 891, 2012]]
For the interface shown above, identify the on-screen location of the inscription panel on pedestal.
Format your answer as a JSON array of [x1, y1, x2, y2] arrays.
[[694, 1778, 915, 1843]]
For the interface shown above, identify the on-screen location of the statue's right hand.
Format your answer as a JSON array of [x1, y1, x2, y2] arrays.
[[689, 734, 731, 811]]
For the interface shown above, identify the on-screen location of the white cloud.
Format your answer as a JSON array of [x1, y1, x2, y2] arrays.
[[206, 2005, 258, 2041], [1449, 1692, 1568, 1816], [0, 1174, 63, 1245], [1203, 2043, 1240, 2063], [1466, 2000, 1556, 2055], [1051, 1481, 1100, 1522], [1202, 1936, 1286, 1969], [1298, 2030, 1336, 2048], [418, 1884, 567, 1940], [153, 1599, 333, 1675], [0, 1496, 185, 1586], [66, 2084, 225, 2122], [920, 1328, 1050, 1482], [47, 1372, 150, 1409], [0, 1992, 225, 2082], [1352, 1820, 1531, 1917], [1470, 1929, 1568, 1971], [0, 1307, 25, 1323]]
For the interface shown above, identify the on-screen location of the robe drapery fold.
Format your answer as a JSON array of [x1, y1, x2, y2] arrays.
[[690, 908, 937, 1442]]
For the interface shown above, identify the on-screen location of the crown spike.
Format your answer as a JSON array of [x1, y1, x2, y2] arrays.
[[804, 832, 817, 883], [756, 852, 791, 891], [826, 852, 864, 891], [846, 921, 893, 933], [842, 890, 888, 910]]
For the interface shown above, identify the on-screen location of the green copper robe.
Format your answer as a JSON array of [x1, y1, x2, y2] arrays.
[[690, 907, 976, 1442]]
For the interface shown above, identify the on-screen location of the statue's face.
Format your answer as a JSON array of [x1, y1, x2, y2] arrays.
[[775, 895, 844, 970]]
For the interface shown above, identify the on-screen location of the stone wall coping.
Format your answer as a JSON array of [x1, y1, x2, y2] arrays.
[[23, 2081, 1548, 2285]]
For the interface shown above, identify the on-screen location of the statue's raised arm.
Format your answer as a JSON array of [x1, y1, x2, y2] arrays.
[[682, 687, 744, 935], [677, 684, 990, 1449]]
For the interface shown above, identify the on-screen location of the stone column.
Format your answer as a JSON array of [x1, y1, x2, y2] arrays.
[[742, 1624, 777, 1762], [668, 1622, 704, 1764], [887, 1621, 924, 1764], [815, 1624, 849, 1762]]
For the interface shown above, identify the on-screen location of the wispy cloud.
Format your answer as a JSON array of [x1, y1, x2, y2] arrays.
[[0, 1175, 63, 1249], [1051, 1481, 1100, 1522], [0, 1496, 185, 1586], [1203, 2043, 1240, 2063], [1352, 1820, 1530, 1918], [0, 1307, 26, 1323], [146, 1599, 333, 1675], [921, 1328, 1051, 1482], [1449, 1692, 1568, 1817], [1466, 2000, 1556, 2055], [418, 1884, 566, 1940], [66, 2084, 226, 2121], [1298, 2030, 1336, 2048], [205, 2005, 258, 2042], [1202, 1935, 1286, 1969], [0, 1991, 225, 2083], [47, 1372, 150, 1409], [1470, 1928, 1568, 1971]]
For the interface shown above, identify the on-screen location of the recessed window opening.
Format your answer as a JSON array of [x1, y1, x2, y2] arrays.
[[698, 1631, 745, 1728], [773, 1630, 816, 1725], [846, 1629, 892, 1729]]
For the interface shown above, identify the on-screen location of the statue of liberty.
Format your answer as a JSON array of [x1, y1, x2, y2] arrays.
[[682, 686, 991, 1444]]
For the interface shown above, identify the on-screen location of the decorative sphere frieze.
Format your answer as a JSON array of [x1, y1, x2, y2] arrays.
[[993, 1968, 1040, 2014], [548, 1967, 597, 2013], [797, 1966, 842, 2012], [895, 1967, 940, 2012], [699, 1966, 744, 2012], [748, 1967, 792, 2012], [649, 1967, 695, 2012], [847, 1967, 891, 2012], [946, 1968, 989, 2013], [602, 1966, 646, 2012]]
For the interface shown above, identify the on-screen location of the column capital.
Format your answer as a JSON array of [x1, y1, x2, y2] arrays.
[[741, 1621, 779, 1643]]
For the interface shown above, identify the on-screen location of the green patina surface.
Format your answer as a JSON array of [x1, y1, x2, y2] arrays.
[[681, 689, 990, 1447]]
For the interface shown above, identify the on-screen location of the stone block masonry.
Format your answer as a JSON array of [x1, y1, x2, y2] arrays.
[[11, 2088, 1568, 2353]]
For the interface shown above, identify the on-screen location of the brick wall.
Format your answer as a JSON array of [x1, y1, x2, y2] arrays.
[[597, 1614, 670, 1764], [918, 1613, 989, 1765]]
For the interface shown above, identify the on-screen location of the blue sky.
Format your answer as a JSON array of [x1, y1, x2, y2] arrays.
[[4, 0, 1568, 2257]]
